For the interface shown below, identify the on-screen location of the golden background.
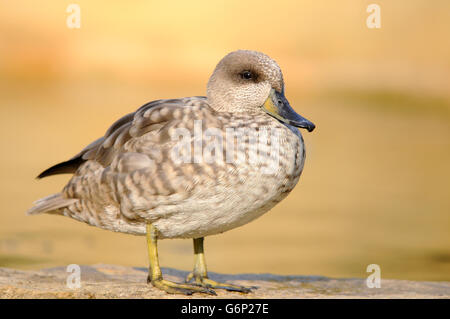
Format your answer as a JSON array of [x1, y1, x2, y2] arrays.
[[0, 0, 449, 281]]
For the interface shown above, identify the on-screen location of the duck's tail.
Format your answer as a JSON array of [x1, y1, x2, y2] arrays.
[[27, 193, 78, 215]]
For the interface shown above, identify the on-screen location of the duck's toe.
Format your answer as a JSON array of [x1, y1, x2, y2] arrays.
[[150, 278, 217, 296], [185, 273, 254, 293]]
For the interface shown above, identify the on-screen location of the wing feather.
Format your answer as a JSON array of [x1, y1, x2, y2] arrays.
[[37, 97, 207, 178]]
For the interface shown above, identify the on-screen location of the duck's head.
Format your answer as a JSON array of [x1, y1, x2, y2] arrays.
[[207, 50, 315, 132]]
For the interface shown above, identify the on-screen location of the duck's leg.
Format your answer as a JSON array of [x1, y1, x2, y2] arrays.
[[185, 237, 253, 293], [146, 224, 216, 295]]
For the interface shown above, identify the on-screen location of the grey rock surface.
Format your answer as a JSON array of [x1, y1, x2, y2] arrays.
[[0, 264, 448, 298]]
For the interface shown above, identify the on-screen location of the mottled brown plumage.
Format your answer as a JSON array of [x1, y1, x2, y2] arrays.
[[28, 50, 314, 240]]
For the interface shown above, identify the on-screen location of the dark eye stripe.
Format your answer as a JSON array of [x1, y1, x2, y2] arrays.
[[240, 70, 253, 80]]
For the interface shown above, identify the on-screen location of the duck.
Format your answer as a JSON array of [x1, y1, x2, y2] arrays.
[[28, 50, 315, 295]]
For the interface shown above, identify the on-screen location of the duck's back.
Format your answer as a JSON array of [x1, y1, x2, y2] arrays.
[[28, 97, 305, 238]]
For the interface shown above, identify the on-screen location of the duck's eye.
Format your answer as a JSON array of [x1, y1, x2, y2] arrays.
[[240, 70, 254, 80]]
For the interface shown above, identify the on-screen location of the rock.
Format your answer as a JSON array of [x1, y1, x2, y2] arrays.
[[0, 264, 448, 298]]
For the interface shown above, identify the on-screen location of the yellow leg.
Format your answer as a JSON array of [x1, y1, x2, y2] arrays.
[[146, 224, 216, 295], [185, 237, 253, 293]]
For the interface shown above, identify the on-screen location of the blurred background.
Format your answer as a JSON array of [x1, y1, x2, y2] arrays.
[[0, 0, 449, 281]]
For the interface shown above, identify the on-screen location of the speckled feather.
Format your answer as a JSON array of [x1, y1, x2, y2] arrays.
[[28, 50, 307, 239]]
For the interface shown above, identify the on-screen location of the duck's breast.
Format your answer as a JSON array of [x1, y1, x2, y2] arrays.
[[154, 121, 306, 238]]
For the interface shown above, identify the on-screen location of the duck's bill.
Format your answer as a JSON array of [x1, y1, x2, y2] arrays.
[[262, 89, 315, 132]]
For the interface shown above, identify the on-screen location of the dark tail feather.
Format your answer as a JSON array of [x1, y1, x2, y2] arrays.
[[37, 157, 85, 179]]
